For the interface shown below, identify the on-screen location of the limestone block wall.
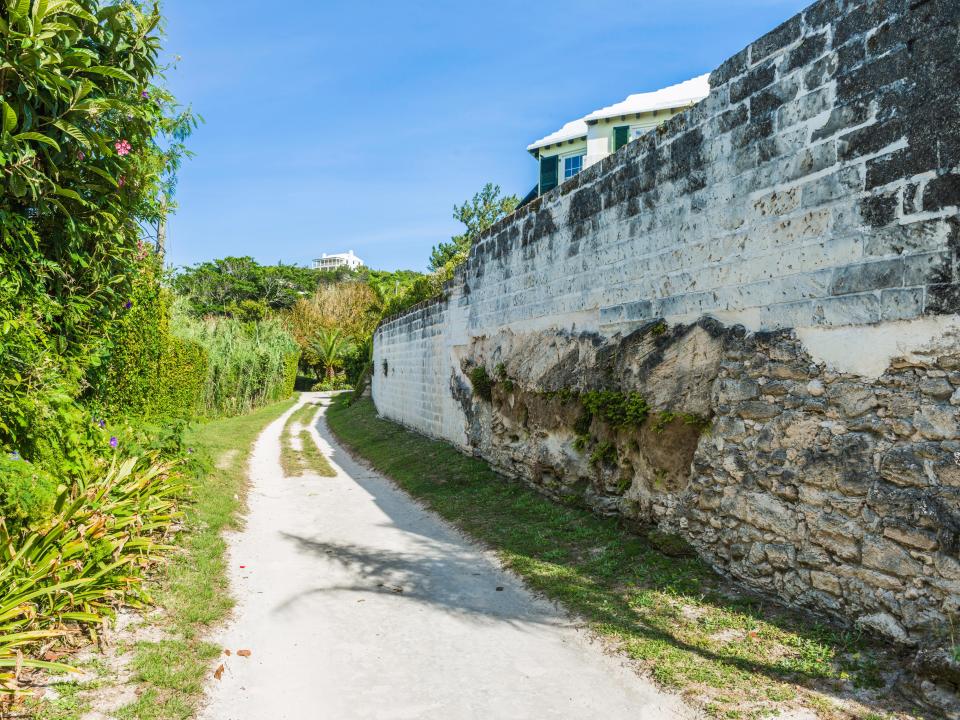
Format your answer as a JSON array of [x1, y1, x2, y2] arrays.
[[372, 0, 960, 694]]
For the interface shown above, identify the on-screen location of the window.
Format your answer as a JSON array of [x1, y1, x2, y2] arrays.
[[630, 125, 653, 140], [540, 155, 559, 194], [613, 125, 629, 151], [563, 154, 584, 179]]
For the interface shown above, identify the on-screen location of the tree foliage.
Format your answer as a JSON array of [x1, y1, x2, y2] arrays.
[[310, 328, 353, 381], [428, 183, 519, 271], [171, 256, 353, 316], [172, 257, 425, 318]]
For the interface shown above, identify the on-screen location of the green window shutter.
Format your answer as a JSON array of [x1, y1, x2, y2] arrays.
[[613, 125, 630, 151], [539, 155, 558, 194]]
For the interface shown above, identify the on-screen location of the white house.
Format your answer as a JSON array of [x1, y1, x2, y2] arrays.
[[527, 74, 711, 197], [313, 250, 364, 271]]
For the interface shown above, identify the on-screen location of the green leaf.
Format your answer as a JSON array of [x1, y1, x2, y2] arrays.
[[9, 172, 27, 198], [53, 119, 89, 148], [1, 102, 16, 134], [54, 186, 83, 201], [7, 0, 30, 19], [82, 65, 136, 83], [13, 131, 61, 151], [87, 165, 118, 187]]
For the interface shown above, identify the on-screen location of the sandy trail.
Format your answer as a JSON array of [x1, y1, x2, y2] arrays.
[[200, 392, 691, 720]]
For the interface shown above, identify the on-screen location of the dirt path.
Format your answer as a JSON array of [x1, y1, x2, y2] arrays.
[[200, 393, 692, 720]]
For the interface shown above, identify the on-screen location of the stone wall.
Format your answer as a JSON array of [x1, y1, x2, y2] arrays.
[[373, 0, 960, 700]]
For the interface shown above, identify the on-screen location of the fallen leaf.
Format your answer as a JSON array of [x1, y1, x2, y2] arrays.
[[223, 649, 232, 656], [237, 649, 252, 657], [214, 664, 225, 680], [239, 565, 246, 569]]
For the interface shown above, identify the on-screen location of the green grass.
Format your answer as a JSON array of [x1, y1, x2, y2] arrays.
[[326, 396, 920, 720], [115, 397, 296, 720], [32, 681, 91, 720], [280, 401, 336, 478]]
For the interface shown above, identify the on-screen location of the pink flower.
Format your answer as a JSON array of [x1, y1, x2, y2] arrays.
[[118, 175, 126, 187], [115, 139, 132, 156]]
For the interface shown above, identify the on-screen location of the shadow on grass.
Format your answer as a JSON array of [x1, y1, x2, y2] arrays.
[[322, 395, 930, 719]]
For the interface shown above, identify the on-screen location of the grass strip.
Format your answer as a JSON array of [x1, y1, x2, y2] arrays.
[[280, 401, 335, 478], [114, 397, 296, 720], [326, 395, 916, 720]]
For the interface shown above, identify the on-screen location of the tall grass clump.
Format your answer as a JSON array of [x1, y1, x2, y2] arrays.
[[171, 302, 300, 417]]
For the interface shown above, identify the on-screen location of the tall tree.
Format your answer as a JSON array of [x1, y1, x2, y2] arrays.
[[428, 183, 519, 271]]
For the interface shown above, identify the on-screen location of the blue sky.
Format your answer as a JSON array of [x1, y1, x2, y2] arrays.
[[163, 0, 811, 272]]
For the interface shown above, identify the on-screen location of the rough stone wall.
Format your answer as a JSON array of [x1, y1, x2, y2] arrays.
[[372, 0, 960, 698]]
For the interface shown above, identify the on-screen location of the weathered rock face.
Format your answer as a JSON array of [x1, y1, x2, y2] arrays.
[[448, 322, 960, 655], [455, 321, 726, 523], [372, 0, 960, 708]]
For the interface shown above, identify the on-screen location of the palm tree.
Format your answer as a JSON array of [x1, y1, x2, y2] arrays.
[[309, 328, 353, 381]]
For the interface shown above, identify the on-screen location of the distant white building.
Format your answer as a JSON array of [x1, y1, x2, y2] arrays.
[[313, 250, 364, 271]]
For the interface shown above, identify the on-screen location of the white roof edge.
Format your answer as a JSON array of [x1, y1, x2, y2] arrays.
[[526, 118, 588, 153], [526, 73, 710, 153], [583, 74, 711, 122]]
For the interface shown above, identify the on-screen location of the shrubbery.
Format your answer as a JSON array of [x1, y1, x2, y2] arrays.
[[94, 260, 208, 420], [0, 1, 211, 699], [172, 304, 300, 417]]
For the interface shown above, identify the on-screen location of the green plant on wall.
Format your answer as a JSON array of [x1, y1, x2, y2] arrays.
[[581, 390, 649, 428], [589, 441, 617, 467], [495, 362, 514, 393], [469, 366, 493, 401]]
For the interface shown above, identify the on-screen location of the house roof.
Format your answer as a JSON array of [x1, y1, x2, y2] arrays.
[[583, 74, 711, 123], [526, 74, 711, 154], [526, 117, 590, 154]]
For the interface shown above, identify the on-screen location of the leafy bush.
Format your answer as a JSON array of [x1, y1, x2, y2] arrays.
[[0, 455, 57, 531], [93, 260, 208, 420], [0, 0, 195, 459], [311, 375, 353, 392], [172, 305, 300, 417], [0, 455, 185, 695], [157, 336, 209, 418]]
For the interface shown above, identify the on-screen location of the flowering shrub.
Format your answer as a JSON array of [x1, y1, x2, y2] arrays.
[[0, 4, 199, 694], [0, 0, 196, 463]]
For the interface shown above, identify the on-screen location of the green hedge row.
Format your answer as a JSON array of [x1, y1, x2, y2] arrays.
[[97, 264, 208, 420]]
